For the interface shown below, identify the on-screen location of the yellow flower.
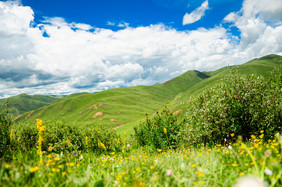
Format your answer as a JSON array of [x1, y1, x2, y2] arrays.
[[17, 137, 20, 142], [69, 162, 75, 167], [98, 140, 107, 151], [62, 172, 67, 176], [260, 130, 264, 133], [150, 166, 155, 170], [240, 172, 244, 176], [39, 159, 43, 164], [157, 148, 162, 153], [54, 157, 60, 161], [48, 146, 53, 152], [36, 119, 42, 131], [232, 162, 238, 167], [66, 139, 71, 146], [10, 129, 13, 142], [197, 171, 204, 177], [30, 166, 40, 173], [153, 178, 157, 182], [192, 164, 196, 168], [121, 172, 126, 175], [136, 168, 140, 171], [85, 136, 89, 148], [230, 133, 235, 137], [164, 128, 167, 134], [4, 164, 10, 169]]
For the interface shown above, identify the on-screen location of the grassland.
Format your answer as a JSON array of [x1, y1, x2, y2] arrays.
[[0, 54, 281, 187]]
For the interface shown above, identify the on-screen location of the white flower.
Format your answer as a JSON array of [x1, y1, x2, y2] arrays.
[[127, 144, 130, 147], [228, 145, 233, 150], [264, 168, 273, 176], [166, 169, 173, 176], [235, 176, 267, 187], [79, 155, 83, 160]]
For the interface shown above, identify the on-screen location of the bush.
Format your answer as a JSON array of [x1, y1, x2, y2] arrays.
[[0, 103, 13, 157], [182, 68, 281, 146], [13, 121, 120, 153], [134, 107, 184, 151]]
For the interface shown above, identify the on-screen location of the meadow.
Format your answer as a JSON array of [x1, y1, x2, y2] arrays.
[[0, 55, 281, 186]]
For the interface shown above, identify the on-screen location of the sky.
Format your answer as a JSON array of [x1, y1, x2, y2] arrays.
[[0, 0, 282, 98]]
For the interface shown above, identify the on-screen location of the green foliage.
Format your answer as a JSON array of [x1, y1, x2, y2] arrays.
[[0, 103, 13, 158], [13, 121, 120, 153], [134, 107, 184, 151], [182, 68, 281, 145]]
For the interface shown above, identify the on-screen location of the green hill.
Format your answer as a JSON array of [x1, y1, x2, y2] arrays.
[[14, 54, 282, 132], [0, 94, 62, 116], [15, 70, 207, 128], [169, 54, 282, 116]]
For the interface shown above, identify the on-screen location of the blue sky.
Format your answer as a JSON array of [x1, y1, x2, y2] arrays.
[[0, 0, 282, 98], [22, 0, 243, 31]]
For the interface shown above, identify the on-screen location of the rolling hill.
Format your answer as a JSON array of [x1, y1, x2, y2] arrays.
[[13, 54, 282, 132], [0, 94, 63, 116]]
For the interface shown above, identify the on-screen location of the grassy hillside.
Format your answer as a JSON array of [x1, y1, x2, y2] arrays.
[[0, 94, 62, 116], [168, 54, 282, 117], [15, 54, 282, 131], [15, 70, 207, 128]]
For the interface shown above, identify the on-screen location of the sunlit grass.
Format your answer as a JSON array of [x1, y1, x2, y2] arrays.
[[1, 132, 281, 186]]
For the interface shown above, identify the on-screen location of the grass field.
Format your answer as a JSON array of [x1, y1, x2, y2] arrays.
[[1, 130, 281, 186]]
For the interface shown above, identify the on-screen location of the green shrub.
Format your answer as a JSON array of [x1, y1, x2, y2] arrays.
[[134, 107, 184, 151], [182, 68, 281, 146], [13, 121, 120, 153], [0, 103, 13, 157]]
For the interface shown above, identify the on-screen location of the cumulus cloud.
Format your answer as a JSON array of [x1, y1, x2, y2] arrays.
[[183, 0, 209, 25], [0, 0, 282, 98]]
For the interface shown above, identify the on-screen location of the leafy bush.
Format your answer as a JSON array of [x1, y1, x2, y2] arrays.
[[134, 107, 184, 151], [182, 68, 281, 145], [13, 121, 120, 153], [0, 103, 13, 157]]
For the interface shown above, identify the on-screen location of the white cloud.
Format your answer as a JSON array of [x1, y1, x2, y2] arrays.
[[117, 22, 129, 28], [183, 0, 209, 25], [0, 0, 282, 98]]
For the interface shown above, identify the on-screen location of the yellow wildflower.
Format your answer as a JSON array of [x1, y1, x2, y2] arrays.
[[230, 133, 235, 137], [10, 129, 13, 142], [157, 148, 162, 153], [48, 146, 52, 152], [30, 166, 40, 173], [54, 157, 60, 161], [164, 128, 167, 134]]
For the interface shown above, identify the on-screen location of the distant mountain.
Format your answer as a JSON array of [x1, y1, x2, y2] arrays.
[[14, 54, 282, 132], [0, 94, 63, 116]]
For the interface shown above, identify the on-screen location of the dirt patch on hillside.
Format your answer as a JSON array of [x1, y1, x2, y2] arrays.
[[80, 104, 98, 114], [173, 109, 183, 116], [25, 111, 35, 119], [91, 112, 103, 119], [109, 118, 123, 125], [99, 118, 103, 121]]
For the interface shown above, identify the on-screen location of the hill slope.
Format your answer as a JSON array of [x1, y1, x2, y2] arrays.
[[15, 70, 208, 128], [15, 54, 282, 130], [0, 94, 62, 116], [169, 54, 282, 116]]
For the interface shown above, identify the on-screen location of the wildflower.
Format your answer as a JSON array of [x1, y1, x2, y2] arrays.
[[264, 169, 273, 176], [166, 169, 173, 176], [98, 140, 107, 151], [66, 139, 71, 146], [232, 162, 238, 167], [69, 162, 75, 167], [235, 176, 265, 187], [136, 168, 140, 171], [127, 144, 130, 148], [62, 172, 67, 176], [4, 164, 10, 169], [228, 145, 233, 150], [153, 178, 157, 182], [264, 150, 271, 157], [30, 166, 40, 173], [73, 152, 77, 156], [150, 166, 155, 170], [121, 172, 126, 175], [79, 155, 83, 160], [239, 173, 244, 176], [36, 119, 42, 131], [192, 164, 196, 168], [164, 128, 167, 134], [230, 133, 235, 137], [197, 171, 204, 177], [48, 146, 52, 152], [157, 148, 162, 153], [17, 137, 20, 142], [54, 157, 60, 161], [85, 136, 89, 148], [10, 129, 13, 142], [260, 130, 264, 134]]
